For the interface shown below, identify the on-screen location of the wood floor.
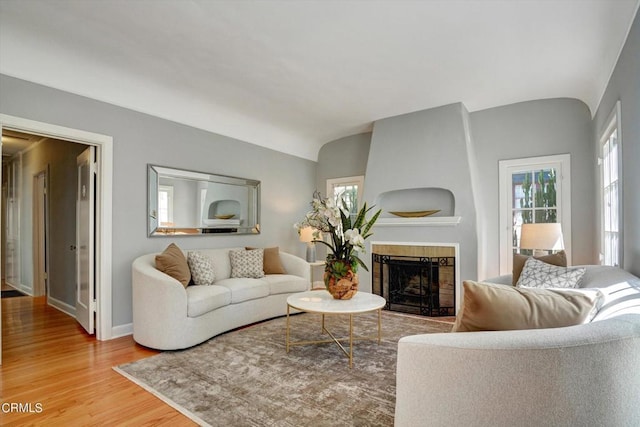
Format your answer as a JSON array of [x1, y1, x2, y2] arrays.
[[1, 295, 196, 426]]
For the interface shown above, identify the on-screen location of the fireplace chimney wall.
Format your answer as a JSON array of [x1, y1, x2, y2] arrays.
[[361, 103, 479, 294]]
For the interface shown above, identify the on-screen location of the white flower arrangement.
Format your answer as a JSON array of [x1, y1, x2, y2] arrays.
[[295, 191, 381, 279]]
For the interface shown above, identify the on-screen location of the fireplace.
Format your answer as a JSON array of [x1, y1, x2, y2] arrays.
[[372, 245, 456, 317]]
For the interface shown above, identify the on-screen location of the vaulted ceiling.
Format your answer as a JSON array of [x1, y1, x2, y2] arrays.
[[1, 0, 638, 160]]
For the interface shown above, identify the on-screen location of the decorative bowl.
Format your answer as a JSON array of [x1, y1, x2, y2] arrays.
[[389, 210, 440, 218], [214, 214, 235, 219]]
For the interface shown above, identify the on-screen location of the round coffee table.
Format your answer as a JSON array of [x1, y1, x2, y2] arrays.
[[286, 290, 386, 368]]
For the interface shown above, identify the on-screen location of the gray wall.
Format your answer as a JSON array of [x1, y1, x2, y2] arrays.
[[316, 132, 371, 197], [318, 99, 595, 284], [0, 74, 316, 329], [593, 10, 640, 277], [470, 98, 594, 278]]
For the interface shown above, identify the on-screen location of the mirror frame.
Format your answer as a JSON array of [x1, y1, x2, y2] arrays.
[[147, 164, 261, 237]]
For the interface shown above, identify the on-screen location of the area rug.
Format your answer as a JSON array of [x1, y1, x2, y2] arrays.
[[115, 311, 453, 426]]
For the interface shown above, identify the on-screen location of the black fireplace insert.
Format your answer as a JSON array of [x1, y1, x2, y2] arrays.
[[372, 254, 455, 317]]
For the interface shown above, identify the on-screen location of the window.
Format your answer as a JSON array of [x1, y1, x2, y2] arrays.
[[326, 176, 364, 221], [499, 155, 571, 274], [600, 101, 622, 266], [158, 185, 174, 226]]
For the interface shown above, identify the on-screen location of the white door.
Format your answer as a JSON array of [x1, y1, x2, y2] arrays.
[[33, 171, 48, 297], [498, 154, 572, 274], [76, 147, 95, 334]]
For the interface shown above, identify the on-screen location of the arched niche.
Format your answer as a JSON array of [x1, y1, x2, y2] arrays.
[[374, 187, 455, 217]]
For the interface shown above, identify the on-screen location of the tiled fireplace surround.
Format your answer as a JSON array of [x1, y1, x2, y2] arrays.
[[372, 243, 459, 316]]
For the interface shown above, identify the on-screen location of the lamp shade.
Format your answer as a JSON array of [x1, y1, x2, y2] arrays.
[[299, 226, 315, 243], [520, 223, 564, 251]]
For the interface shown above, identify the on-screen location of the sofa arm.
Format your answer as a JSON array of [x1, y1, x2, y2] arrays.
[[395, 315, 640, 427], [279, 252, 310, 282], [131, 254, 188, 349], [483, 273, 513, 285]]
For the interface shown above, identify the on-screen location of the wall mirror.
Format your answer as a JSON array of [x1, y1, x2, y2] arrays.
[[148, 164, 260, 236]]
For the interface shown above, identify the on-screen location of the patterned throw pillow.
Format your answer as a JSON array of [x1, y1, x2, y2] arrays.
[[229, 249, 265, 278], [516, 257, 586, 289], [245, 246, 287, 274], [187, 251, 216, 286], [512, 250, 567, 285]]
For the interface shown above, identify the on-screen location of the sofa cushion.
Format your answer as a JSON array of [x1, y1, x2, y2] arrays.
[[230, 249, 265, 278], [155, 243, 191, 288], [516, 257, 585, 289], [187, 251, 216, 286], [215, 278, 270, 303], [196, 248, 241, 280], [452, 280, 602, 332], [186, 285, 231, 317], [512, 250, 567, 285], [262, 274, 308, 295], [246, 246, 287, 274]]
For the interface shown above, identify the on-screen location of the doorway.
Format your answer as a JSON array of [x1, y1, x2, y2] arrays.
[[0, 114, 114, 365]]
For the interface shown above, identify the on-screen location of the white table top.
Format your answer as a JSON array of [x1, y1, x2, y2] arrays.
[[287, 290, 386, 314]]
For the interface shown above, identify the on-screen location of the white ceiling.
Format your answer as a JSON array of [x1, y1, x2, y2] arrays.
[[1, 0, 638, 161], [1, 130, 43, 157]]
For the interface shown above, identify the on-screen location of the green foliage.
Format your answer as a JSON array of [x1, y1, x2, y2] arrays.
[[520, 170, 557, 224], [515, 169, 558, 248], [325, 258, 349, 279], [521, 172, 533, 224], [298, 191, 382, 275]]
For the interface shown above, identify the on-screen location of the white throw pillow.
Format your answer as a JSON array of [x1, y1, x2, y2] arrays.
[[229, 249, 265, 279], [187, 251, 216, 286], [516, 257, 585, 289]]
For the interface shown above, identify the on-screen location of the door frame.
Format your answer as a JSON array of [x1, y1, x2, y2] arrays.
[[498, 154, 572, 275], [0, 113, 113, 341]]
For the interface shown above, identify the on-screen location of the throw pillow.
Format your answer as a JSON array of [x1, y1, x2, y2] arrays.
[[452, 280, 601, 332], [245, 246, 286, 274], [516, 257, 585, 289], [187, 251, 216, 286], [512, 250, 567, 285], [155, 243, 191, 288], [230, 249, 265, 278]]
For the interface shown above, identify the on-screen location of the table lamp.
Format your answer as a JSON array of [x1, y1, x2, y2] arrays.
[[299, 226, 318, 262], [520, 223, 564, 256]]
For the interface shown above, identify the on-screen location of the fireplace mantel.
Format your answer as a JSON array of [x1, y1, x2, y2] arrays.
[[374, 216, 462, 227]]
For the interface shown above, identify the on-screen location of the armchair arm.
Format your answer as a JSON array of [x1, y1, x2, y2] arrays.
[[131, 254, 188, 349], [279, 252, 310, 281]]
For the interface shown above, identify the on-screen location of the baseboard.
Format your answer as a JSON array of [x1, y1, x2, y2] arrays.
[[47, 296, 76, 317], [16, 283, 33, 296], [112, 323, 133, 339]]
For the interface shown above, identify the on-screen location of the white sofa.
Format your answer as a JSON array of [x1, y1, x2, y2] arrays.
[[395, 266, 640, 426], [132, 247, 310, 350]]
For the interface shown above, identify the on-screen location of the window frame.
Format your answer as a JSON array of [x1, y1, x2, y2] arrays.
[[158, 184, 174, 226], [498, 154, 572, 275], [599, 100, 623, 267], [326, 175, 364, 209]]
